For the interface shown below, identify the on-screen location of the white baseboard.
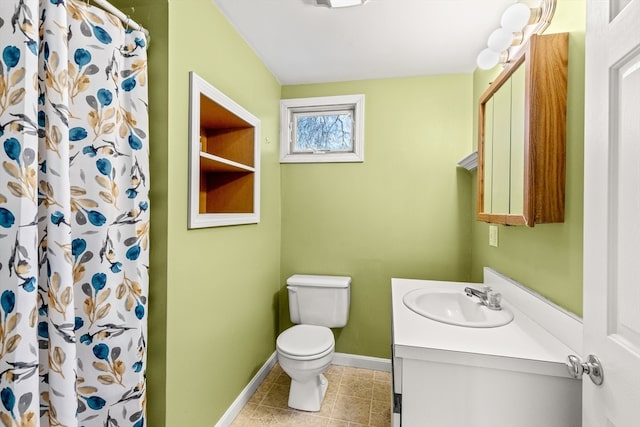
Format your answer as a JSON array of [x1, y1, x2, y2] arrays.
[[332, 352, 392, 372], [214, 351, 278, 427], [214, 351, 392, 426]]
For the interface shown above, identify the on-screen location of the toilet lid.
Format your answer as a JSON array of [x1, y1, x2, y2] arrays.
[[277, 325, 334, 358]]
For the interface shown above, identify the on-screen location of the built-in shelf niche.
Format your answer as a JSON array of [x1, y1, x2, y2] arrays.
[[188, 72, 260, 228]]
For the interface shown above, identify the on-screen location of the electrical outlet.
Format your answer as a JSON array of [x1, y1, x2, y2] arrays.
[[489, 225, 498, 247]]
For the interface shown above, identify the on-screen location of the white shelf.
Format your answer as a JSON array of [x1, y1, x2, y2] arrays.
[[200, 152, 255, 173], [457, 151, 478, 171]]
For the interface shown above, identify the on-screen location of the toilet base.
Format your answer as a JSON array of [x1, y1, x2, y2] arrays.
[[287, 373, 328, 412]]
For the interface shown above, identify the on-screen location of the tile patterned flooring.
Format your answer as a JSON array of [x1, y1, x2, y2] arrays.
[[230, 363, 392, 426]]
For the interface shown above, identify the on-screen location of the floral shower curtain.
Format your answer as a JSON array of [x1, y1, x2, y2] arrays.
[[0, 0, 149, 425]]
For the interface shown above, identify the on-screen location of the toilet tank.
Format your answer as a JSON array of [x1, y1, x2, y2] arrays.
[[287, 274, 351, 328]]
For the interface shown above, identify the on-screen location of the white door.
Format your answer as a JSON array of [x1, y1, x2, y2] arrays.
[[583, 0, 640, 425]]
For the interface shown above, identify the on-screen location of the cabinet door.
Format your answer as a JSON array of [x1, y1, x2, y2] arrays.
[[509, 66, 526, 215], [491, 78, 512, 214], [483, 97, 494, 214]]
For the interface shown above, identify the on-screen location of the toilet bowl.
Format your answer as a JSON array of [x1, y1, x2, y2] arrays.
[[277, 324, 335, 411], [277, 274, 350, 412]]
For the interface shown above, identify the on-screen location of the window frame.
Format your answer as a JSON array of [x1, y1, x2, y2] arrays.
[[280, 94, 365, 163]]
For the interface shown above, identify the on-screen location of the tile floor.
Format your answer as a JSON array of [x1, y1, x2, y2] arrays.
[[230, 363, 392, 426]]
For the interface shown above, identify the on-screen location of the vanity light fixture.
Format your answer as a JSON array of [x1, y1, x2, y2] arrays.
[[315, 0, 368, 8], [487, 28, 522, 52], [476, 0, 556, 70], [477, 49, 508, 71], [501, 2, 533, 31]]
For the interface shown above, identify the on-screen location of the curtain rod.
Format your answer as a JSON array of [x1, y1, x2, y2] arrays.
[[90, 0, 150, 42]]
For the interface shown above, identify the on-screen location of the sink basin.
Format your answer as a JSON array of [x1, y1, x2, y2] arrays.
[[402, 288, 514, 328]]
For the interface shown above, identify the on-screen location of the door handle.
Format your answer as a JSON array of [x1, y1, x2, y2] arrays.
[[566, 354, 604, 385]]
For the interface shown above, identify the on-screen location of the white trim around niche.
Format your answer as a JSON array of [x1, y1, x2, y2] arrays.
[[188, 72, 261, 228]]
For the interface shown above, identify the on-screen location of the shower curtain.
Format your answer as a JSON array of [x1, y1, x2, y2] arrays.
[[0, 0, 149, 425]]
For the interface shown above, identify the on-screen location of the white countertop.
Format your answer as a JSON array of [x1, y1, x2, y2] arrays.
[[392, 277, 577, 378]]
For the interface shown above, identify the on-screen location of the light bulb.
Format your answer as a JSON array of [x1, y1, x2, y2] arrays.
[[501, 3, 532, 32], [487, 28, 514, 52], [477, 49, 500, 70]]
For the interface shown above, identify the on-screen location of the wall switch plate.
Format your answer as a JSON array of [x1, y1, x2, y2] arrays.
[[489, 225, 498, 247]]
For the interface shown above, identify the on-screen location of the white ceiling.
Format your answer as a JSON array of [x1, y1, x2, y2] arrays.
[[212, 0, 515, 85]]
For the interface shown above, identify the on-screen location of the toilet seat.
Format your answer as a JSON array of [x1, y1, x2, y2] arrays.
[[277, 325, 334, 360]]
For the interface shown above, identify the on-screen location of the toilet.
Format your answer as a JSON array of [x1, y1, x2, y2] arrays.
[[276, 274, 351, 412]]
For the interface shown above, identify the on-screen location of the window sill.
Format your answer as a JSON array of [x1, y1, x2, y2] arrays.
[[280, 151, 364, 164]]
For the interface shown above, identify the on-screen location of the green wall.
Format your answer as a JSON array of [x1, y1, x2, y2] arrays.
[[280, 76, 474, 358], [470, 0, 586, 316], [165, 1, 282, 425], [118, 0, 283, 425]]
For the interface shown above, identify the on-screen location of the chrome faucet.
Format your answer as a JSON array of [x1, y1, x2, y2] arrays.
[[464, 286, 503, 310]]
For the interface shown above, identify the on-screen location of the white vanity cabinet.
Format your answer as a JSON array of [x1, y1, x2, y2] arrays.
[[391, 273, 581, 427]]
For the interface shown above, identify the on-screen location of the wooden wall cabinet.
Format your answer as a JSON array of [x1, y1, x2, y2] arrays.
[[478, 32, 568, 226], [188, 72, 260, 228]]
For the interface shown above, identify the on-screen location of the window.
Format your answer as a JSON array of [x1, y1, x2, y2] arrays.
[[280, 94, 365, 163]]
